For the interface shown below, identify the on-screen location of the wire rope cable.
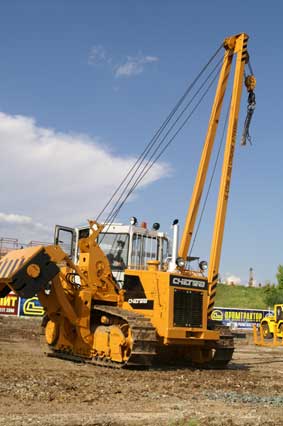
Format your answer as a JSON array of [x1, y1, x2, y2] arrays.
[[100, 60, 224, 239], [102, 58, 224, 229], [95, 45, 223, 224]]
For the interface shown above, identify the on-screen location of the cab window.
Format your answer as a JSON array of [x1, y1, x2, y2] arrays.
[[97, 233, 129, 271], [130, 234, 158, 269]]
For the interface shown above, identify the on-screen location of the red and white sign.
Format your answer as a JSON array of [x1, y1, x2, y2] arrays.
[[0, 292, 19, 315]]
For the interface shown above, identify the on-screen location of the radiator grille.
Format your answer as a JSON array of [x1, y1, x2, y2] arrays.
[[173, 289, 203, 328]]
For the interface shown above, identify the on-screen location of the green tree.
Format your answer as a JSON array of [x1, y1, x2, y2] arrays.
[[264, 288, 283, 307], [276, 264, 283, 289], [264, 265, 283, 306]]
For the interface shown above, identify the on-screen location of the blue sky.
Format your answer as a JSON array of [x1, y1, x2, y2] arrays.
[[0, 0, 282, 285]]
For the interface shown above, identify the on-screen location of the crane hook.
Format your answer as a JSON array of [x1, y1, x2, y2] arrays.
[[241, 75, 256, 146]]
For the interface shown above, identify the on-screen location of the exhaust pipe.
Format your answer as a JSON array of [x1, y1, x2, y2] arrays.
[[168, 219, 179, 272]]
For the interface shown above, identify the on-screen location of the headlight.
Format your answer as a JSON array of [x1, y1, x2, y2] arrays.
[[199, 260, 208, 271], [176, 257, 186, 268], [130, 216, 137, 225]]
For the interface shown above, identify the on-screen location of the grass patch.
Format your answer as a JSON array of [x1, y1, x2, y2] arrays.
[[215, 283, 268, 309]]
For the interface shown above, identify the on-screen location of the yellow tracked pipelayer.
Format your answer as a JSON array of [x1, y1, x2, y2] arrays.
[[0, 33, 256, 368]]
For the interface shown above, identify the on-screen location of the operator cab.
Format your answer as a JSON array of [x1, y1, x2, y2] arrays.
[[54, 219, 169, 287], [275, 305, 283, 322]]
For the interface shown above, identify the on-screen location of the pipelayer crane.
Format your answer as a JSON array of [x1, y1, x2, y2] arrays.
[[0, 33, 256, 368]]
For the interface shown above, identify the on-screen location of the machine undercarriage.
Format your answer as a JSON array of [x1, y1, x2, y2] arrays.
[[43, 305, 234, 369]]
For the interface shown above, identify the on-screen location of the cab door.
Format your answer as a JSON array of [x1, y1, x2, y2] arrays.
[[54, 225, 76, 260]]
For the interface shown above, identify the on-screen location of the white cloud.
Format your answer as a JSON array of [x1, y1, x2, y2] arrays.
[[225, 274, 241, 285], [0, 213, 32, 224], [88, 45, 109, 65], [115, 55, 159, 78], [0, 112, 169, 243], [88, 46, 159, 79], [0, 213, 50, 244]]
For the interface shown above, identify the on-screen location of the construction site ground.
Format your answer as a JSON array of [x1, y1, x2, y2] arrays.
[[0, 316, 283, 426]]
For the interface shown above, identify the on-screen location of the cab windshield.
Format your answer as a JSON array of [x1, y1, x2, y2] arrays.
[[97, 233, 129, 271]]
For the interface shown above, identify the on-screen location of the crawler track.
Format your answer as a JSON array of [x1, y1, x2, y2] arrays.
[[208, 324, 235, 368], [92, 305, 158, 368], [45, 305, 158, 368], [44, 312, 234, 369]]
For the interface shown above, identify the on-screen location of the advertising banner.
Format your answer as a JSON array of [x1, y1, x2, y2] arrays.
[[0, 292, 19, 315], [211, 307, 272, 329], [19, 296, 44, 317]]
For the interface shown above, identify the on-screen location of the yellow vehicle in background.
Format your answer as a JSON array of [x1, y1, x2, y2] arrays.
[[260, 304, 283, 339]]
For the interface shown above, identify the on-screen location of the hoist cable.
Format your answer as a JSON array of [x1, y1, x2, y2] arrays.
[[95, 45, 223, 223], [247, 60, 254, 76], [103, 63, 222, 234], [244, 59, 254, 79], [102, 58, 224, 230], [102, 62, 222, 231], [189, 98, 231, 256]]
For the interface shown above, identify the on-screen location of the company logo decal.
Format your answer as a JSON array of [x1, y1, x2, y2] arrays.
[[127, 298, 154, 309], [211, 309, 224, 321], [20, 297, 44, 316], [170, 275, 208, 290]]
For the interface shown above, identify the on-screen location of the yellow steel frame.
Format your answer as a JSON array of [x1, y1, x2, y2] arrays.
[[178, 33, 251, 315]]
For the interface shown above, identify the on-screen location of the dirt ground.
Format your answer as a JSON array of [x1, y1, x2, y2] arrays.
[[0, 316, 283, 426]]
